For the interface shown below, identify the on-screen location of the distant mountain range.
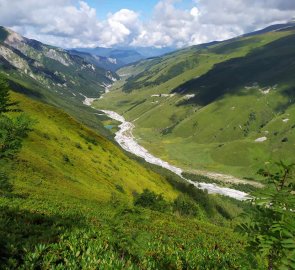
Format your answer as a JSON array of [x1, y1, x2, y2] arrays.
[[72, 46, 175, 71]]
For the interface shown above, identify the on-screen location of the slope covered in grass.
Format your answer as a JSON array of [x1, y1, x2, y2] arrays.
[[94, 25, 295, 182], [0, 91, 262, 269], [3, 92, 177, 202]]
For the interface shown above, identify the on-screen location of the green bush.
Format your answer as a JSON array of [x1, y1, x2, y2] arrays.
[[173, 195, 200, 217], [0, 171, 13, 193], [238, 162, 295, 270], [134, 189, 170, 212], [0, 115, 34, 161]]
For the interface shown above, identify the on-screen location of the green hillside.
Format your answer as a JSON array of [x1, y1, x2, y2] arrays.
[[0, 91, 260, 269], [94, 26, 295, 181], [0, 26, 120, 139]]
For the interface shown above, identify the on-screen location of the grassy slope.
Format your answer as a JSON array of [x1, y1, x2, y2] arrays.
[[4, 92, 177, 202], [94, 29, 295, 181], [2, 71, 113, 138], [0, 92, 259, 269]]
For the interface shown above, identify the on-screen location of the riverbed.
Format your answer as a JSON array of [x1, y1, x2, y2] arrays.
[[99, 109, 249, 201]]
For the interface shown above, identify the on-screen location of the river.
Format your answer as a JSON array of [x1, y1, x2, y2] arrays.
[[99, 109, 249, 201]]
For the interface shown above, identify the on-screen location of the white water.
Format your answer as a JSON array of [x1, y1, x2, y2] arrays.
[[100, 109, 250, 201]]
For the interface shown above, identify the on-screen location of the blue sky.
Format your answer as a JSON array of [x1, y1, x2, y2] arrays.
[[0, 0, 294, 48], [86, 0, 193, 20], [87, 0, 159, 19]]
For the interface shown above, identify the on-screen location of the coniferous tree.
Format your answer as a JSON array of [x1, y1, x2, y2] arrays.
[[0, 75, 34, 194], [0, 75, 18, 114], [0, 75, 34, 160]]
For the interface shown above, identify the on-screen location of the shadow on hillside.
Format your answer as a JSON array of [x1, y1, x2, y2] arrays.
[[8, 80, 44, 99], [172, 34, 295, 108], [0, 206, 87, 267]]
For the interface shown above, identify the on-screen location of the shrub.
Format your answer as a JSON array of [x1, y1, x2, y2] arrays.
[[63, 154, 71, 163], [0, 114, 34, 159], [115, 184, 125, 194], [0, 171, 13, 193], [79, 133, 98, 145], [173, 195, 200, 217], [238, 161, 295, 270], [75, 142, 82, 149], [134, 189, 170, 212]]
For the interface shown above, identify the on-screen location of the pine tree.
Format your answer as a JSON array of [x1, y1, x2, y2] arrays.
[[0, 75, 33, 159], [0, 75, 18, 114]]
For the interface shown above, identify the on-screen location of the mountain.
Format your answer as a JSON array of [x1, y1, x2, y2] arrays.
[[95, 22, 295, 181], [133, 46, 176, 58], [67, 49, 120, 71], [74, 46, 144, 69], [0, 26, 120, 135], [73, 46, 176, 71], [0, 26, 118, 100], [241, 21, 295, 37]]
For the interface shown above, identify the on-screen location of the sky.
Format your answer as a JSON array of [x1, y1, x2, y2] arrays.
[[0, 0, 294, 49]]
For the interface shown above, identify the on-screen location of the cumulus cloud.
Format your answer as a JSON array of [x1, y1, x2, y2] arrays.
[[0, 0, 141, 48], [0, 0, 294, 48]]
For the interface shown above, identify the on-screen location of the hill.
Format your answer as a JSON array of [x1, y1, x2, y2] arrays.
[[0, 26, 121, 137], [0, 26, 118, 101], [0, 85, 258, 269], [94, 22, 295, 182]]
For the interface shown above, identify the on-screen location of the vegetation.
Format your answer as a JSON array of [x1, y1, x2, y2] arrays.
[[134, 189, 170, 212], [0, 81, 259, 269], [238, 162, 295, 270], [0, 114, 34, 159], [0, 75, 33, 198]]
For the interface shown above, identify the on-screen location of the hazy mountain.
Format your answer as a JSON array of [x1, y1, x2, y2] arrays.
[[74, 46, 143, 69], [73, 46, 176, 70]]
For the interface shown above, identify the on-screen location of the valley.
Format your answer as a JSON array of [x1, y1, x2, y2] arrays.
[[95, 107, 249, 200], [0, 17, 294, 269], [94, 25, 295, 184]]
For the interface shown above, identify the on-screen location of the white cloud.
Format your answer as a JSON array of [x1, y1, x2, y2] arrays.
[[0, 0, 294, 48]]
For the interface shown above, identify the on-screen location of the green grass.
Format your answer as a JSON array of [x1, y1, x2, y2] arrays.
[[4, 92, 177, 202]]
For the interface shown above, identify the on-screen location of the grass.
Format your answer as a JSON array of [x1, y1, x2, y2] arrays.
[[4, 92, 178, 203], [0, 26, 278, 269]]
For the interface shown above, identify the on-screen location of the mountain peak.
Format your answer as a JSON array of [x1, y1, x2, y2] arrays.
[[0, 26, 24, 44], [5, 28, 25, 44]]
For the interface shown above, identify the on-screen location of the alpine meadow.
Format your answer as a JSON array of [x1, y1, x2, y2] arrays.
[[0, 1, 294, 269]]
